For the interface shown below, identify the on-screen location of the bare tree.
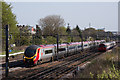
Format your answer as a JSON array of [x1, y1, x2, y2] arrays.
[[39, 15, 65, 35]]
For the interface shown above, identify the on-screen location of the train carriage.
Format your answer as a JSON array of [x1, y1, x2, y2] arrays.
[[56, 44, 67, 58], [98, 41, 116, 52], [41, 45, 55, 62]]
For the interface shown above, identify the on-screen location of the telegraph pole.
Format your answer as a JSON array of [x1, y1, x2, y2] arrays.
[[5, 25, 9, 77], [80, 28, 83, 51], [56, 34, 59, 60]]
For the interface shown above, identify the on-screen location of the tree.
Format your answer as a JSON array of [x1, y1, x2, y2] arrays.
[[59, 26, 67, 35], [105, 31, 113, 42], [33, 25, 42, 45], [83, 28, 97, 41], [44, 36, 56, 44], [16, 25, 32, 46], [90, 64, 120, 79], [76, 25, 82, 35], [75, 25, 82, 41], [71, 28, 80, 42], [2, 2, 19, 50], [96, 29, 105, 40], [59, 27, 68, 43], [66, 23, 71, 35], [66, 23, 72, 42], [39, 15, 65, 35]]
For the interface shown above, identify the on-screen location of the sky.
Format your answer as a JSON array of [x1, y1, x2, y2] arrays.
[[9, 2, 118, 31]]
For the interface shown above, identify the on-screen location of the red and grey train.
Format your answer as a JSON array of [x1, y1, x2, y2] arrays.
[[23, 40, 107, 65], [98, 41, 116, 52]]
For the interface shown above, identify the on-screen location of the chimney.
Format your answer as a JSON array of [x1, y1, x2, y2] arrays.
[[36, 25, 39, 28]]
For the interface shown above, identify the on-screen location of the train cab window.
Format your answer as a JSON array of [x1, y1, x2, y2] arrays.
[[99, 44, 106, 48], [45, 50, 53, 54], [58, 48, 66, 51]]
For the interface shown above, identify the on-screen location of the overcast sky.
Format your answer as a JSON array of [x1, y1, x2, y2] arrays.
[[9, 2, 118, 31]]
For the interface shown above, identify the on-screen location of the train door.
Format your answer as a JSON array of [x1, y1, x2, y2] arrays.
[[58, 47, 66, 58], [78, 44, 82, 51]]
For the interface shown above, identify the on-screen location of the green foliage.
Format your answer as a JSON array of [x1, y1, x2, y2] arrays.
[[44, 36, 56, 44], [96, 64, 120, 79], [59, 26, 67, 35], [83, 28, 97, 40], [89, 47, 119, 79], [90, 64, 120, 79], [36, 25, 42, 38], [67, 36, 71, 43], [16, 25, 32, 46], [20, 36, 31, 45], [33, 25, 42, 45], [90, 72, 94, 78], [2, 2, 17, 29], [2, 2, 19, 50], [0, 2, 2, 21]]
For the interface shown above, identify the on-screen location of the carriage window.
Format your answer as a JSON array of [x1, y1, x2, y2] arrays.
[[78, 45, 82, 48], [45, 50, 53, 54], [84, 44, 87, 47], [89, 44, 92, 46], [69, 46, 75, 49], [58, 48, 66, 51]]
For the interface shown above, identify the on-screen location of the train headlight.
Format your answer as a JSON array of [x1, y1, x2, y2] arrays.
[[23, 56, 25, 61], [23, 56, 25, 58]]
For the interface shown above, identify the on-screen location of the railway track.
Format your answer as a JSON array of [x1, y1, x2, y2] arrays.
[[30, 52, 100, 80], [0, 54, 24, 69], [19, 51, 86, 79]]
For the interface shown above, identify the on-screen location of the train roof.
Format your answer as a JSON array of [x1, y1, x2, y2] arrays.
[[99, 41, 115, 46], [39, 43, 68, 48]]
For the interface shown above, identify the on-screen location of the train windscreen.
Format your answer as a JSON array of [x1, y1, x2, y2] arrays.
[[24, 45, 38, 57], [99, 44, 106, 47]]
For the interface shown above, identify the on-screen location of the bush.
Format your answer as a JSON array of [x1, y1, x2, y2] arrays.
[[90, 64, 120, 79]]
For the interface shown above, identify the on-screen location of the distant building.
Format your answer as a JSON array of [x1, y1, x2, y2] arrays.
[[97, 28, 105, 31], [17, 24, 36, 34], [111, 31, 118, 36], [31, 27, 36, 34]]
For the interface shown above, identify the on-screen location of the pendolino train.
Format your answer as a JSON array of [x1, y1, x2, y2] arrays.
[[23, 40, 110, 65]]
